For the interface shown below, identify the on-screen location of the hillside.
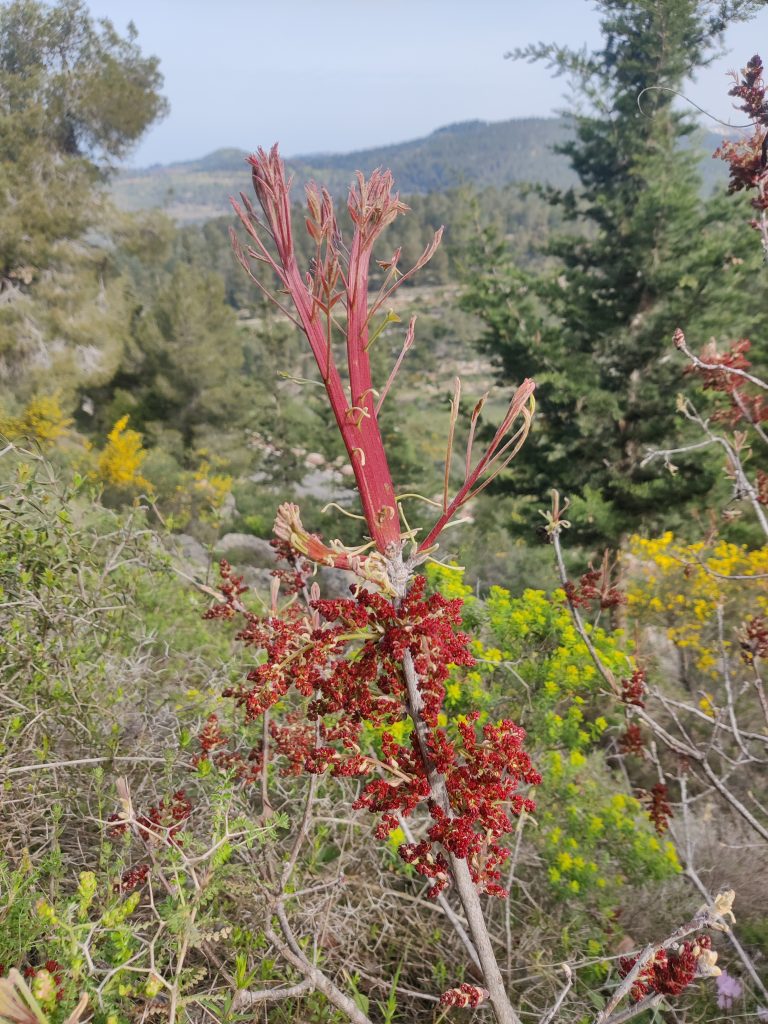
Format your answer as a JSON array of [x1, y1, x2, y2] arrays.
[[113, 116, 731, 223]]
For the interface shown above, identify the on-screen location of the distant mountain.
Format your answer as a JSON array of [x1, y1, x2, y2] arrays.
[[112, 117, 731, 224]]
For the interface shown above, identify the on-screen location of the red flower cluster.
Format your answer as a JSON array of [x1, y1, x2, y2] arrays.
[[399, 838, 449, 898], [730, 53, 768, 124], [139, 791, 192, 845], [619, 936, 712, 1000], [690, 338, 752, 390], [203, 560, 247, 620], [214, 566, 539, 898], [564, 558, 624, 611], [621, 667, 647, 708], [715, 55, 768, 212], [192, 713, 263, 785], [270, 539, 313, 596], [439, 983, 490, 1008], [619, 722, 645, 757], [223, 574, 471, 736], [115, 863, 150, 893], [644, 782, 673, 835], [362, 714, 539, 897], [107, 790, 192, 846], [430, 715, 539, 896], [685, 338, 768, 428], [268, 716, 317, 775], [738, 616, 768, 663], [0, 961, 65, 1001]]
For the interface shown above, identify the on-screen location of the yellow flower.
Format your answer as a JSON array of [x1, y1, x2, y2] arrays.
[[699, 693, 716, 717], [97, 416, 152, 491], [0, 393, 72, 443]]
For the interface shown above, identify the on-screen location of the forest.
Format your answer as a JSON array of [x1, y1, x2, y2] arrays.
[[1, 1, 768, 1023]]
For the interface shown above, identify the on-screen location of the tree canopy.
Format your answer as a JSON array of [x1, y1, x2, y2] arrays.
[[0, 0, 167, 401], [461, 0, 768, 544]]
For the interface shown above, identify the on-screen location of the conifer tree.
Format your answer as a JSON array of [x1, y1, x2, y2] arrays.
[[0, 0, 167, 404], [461, 0, 768, 544]]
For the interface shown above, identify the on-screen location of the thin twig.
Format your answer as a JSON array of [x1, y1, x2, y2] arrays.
[[538, 964, 573, 1024]]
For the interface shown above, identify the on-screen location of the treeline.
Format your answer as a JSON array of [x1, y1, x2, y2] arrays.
[[178, 182, 567, 311], [111, 118, 577, 220], [112, 117, 731, 224]]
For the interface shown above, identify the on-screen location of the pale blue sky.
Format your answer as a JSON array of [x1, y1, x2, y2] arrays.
[[86, 0, 768, 167]]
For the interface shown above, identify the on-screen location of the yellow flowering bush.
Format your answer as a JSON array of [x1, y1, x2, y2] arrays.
[[425, 566, 680, 925], [96, 415, 152, 492], [542, 751, 680, 902], [0, 393, 72, 444], [151, 453, 234, 531], [627, 532, 768, 676], [191, 456, 233, 523], [479, 584, 630, 749]]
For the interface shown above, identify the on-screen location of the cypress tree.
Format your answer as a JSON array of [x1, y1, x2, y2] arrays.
[[461, 0, 768, 545]]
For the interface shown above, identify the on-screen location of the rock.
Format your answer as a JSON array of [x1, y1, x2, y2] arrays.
[[317, 566, 357, 598], [241, 567, 275, 593], [218, 491, 237, 523], [295, 467, 356, 501], [215, 533, 276, 568], [172, 533, 209, 570]]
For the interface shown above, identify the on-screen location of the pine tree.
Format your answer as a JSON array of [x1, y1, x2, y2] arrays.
[[461, 0, 768, 545], [113, 264, 248, 448], [0, 0, 167, 405]]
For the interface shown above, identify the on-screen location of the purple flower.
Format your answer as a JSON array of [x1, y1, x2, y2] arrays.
[[716, 971, 743, 1009]]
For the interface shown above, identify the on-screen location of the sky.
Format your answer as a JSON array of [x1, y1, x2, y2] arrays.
[[85, 0, 768, 168]]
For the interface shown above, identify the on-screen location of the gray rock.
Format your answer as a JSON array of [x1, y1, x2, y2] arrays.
[[241, 567, 276, 593], [218, 491, 237, 523], [317, 566, 357, 598], [172, 533, 209, 570], [215, 533, 276, 568]]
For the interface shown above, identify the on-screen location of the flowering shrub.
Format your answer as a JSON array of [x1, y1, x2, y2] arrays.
[[211, 564, 540, 900], [196, 144, 764, 1023], [627, 532, 768, 677], [0, 392, 72, 444], [96, 414, 152, 492], [425, 570, 680, 917]]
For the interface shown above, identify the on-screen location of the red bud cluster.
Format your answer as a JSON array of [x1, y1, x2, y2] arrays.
[[644, 782, 673, 835], [619, 935, 713, 1000], [107, 790, 192, 846], [192, 713, 263, 785], [564, 554, 624, 610], [619, 722, 646, 757], [115, 863, 150, 893], [715, 55, 768, 212], [686, 339, 768, 427], [203, 559, 247, 619], [621, 667, 647, 708], [214, 565, 539, 898], [222, 575, 471, 735], [738, 616, 768, 663], [0, 961, 65, 1001], [270, 539, 313, 596], [439, 983, 490, 1007]]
